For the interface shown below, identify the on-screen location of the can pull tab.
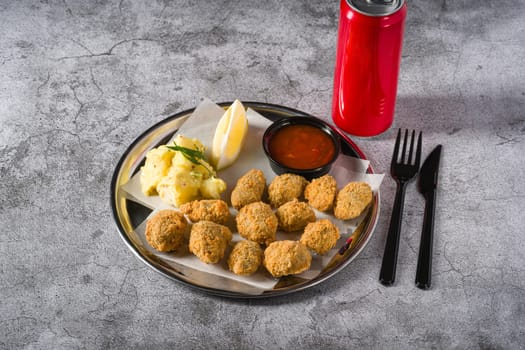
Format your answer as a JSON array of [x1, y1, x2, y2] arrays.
[[366, 0, 394, 4], [349, 0, 403, 16]]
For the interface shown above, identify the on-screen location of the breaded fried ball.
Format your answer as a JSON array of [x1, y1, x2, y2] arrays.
[[227, 240, 263, 276], [188, 220, 232, 264], [236, 201, 278, 245], [179, 199, 231, 225], [276, 199, 316, 232], [268, 173, 309, 208], [145, 209, 188, 252], [304, 174, 337, 212], [334, 182, 373, 220], [231, 169, 266, 210], [263, 240, 312, 277], [300, 219, 341, 255]]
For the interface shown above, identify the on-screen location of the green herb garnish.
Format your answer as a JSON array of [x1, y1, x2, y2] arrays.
[[167, 142, 205, 163], [166, 142, 214, 175]]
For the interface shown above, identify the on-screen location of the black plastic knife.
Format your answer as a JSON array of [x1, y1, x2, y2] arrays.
[[415, 145, 442, 289]]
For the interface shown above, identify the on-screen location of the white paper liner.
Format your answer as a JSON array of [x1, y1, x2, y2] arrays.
[[120, 98, 384, 293]]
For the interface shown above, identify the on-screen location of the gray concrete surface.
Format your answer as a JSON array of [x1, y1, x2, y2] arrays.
[[1, 0, 524, 349]]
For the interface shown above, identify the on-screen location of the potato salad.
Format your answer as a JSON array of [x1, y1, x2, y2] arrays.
[[140, 135, 226, 207]]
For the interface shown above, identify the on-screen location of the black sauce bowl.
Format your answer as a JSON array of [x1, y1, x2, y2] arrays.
[[262, 116, 341, 181]]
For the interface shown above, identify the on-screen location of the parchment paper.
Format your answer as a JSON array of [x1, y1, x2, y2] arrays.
[[121, 98, 384, 293]]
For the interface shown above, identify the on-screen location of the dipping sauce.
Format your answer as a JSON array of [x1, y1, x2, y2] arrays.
[[268, 124, 336, 170]]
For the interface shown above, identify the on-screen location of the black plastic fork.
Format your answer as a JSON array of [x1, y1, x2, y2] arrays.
[[380, 129, 422, 286]]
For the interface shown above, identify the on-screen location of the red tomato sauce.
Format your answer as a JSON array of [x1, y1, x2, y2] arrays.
[[268, 124, 336, 169]]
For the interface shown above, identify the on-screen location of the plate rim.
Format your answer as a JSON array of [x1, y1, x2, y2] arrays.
[[110, 101, 380, 298]]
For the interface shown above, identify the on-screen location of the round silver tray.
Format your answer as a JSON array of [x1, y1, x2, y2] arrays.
[[110, 101, 380, 298]]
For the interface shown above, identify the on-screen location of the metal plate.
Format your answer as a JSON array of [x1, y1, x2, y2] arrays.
[[110, 101, 380, 298]]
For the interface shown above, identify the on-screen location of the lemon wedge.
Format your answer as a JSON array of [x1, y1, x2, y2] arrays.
[[211, 99, 248, 170]]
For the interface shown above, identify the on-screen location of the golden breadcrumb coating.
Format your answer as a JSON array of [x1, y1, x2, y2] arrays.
[[230, 169, 266, 210], [304, 174, 337, 212], [268, 173, 309, 208], [227, 240, 263, 276], [334, 182, 373, 220], [179, 199, 231, 225], [145, 209, 188, 252], [263, 240, 312, 277], [236, 201, 278, 245], [275, 199, 316, 232], [188, 220, 232, 264], [300, 219, 340, 255]]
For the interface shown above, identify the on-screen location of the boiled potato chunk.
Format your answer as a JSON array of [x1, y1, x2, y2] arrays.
[[157, 168, 203, 207], [171, 151, 195, 170], [193, 159, 215, 179], [200, 177, 227, 199], [140, 146, 175, 195], [173, 134, 205, 153]]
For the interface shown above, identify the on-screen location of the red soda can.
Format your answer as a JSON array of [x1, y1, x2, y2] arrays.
[[332, 0, 407, 136]]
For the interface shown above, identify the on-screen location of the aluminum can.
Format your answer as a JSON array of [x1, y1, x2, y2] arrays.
[[332, 0, 407, 136]]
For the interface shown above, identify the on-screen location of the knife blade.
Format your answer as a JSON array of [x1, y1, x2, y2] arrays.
[[415, 144, 442, 289]]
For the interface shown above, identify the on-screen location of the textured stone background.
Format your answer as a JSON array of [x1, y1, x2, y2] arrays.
[[1, 0, 524, 349]]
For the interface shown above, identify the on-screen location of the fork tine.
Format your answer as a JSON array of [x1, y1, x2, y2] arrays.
[[391, 129, 401, 167], [415, 131, 422, 167], [401, 129, 408, 163], [407, 130, 415, 164]]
